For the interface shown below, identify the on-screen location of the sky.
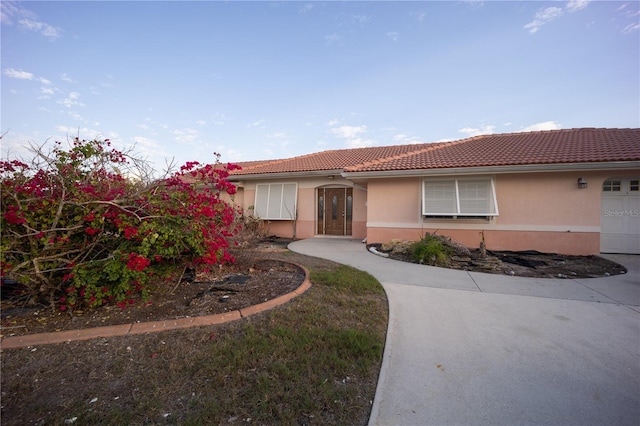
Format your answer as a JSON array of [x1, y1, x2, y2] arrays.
[[2, 0, 639, 171]]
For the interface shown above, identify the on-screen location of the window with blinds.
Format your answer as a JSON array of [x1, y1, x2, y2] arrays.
[[422, 178, 498, 218], [254, 183, 297, 220]]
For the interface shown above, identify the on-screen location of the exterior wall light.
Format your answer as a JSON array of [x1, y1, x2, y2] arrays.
[[578, 177, 588, 188]]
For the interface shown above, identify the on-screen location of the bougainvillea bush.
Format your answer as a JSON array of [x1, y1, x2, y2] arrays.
[[1, 138, 240, 311]]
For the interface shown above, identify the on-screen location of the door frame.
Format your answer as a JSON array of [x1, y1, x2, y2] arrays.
[[316, 186, 353, 236]]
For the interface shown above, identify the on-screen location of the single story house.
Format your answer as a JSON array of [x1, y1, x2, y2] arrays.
[[228, 128, 640, 255]]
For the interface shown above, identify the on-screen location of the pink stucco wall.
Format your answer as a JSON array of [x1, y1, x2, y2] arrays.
[[234, 180, 366, 240], [365, 171, 633, 255], [232, 169, 633, 254], [367, 227, 599, 255]]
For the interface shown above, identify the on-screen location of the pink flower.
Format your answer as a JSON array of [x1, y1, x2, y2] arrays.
[[126, 253, 150, 272], [3, 206, 26, 225], [85, 227, 100, 235], [123, 226, 138, 240]]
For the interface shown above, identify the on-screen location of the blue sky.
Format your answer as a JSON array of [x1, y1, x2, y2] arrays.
[[2, 0, 639, 170]]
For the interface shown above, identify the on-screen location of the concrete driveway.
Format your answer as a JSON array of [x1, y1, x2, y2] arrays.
[[289, 238, 640, 426]]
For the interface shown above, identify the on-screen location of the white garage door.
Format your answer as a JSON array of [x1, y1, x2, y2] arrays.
[[601, 177, 640, 254]]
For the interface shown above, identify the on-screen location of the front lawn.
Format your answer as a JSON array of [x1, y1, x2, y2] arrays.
[[0, 251, 388, 425]]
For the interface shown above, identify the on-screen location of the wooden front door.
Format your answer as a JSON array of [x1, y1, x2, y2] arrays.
[[317, 188, 353, 236]]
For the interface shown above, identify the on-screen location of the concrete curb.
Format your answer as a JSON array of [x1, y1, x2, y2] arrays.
[[0, 261, 311, 350]]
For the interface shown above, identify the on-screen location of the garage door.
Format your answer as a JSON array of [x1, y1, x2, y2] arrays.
[[601, 177, 640, 254]]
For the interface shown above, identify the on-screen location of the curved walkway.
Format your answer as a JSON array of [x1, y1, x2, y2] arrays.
[[289, 238, 640, 426]]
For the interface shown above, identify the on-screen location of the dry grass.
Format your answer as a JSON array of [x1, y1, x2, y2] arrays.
[[0, 252, 388, 425]]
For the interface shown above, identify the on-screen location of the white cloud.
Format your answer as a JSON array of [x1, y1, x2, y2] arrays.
[[330, 125, 367, 139], [621, 22, 640, 34], [327, 119, 340, 126], [266, 131, 287, 139], [0, 1, 20, 25], [616, 3, 628, 12], [133, 136, 162, 150], [211, 112, 229, 126], [4, 68, 34, 80], [458, 125, 496, 137], [195, 120, 207, 126], [247, 119, 265, 128], [410, 11, 427, 23], [67, 111, 83, 121], [299, 4, 313, 14], [393, 134, 423, 145], [462, 0, 484, 9], [60, 73, 74, 83], [260, 146, 275, 158], [1, 2, 62, 39], [524, 6, 564, 34], [40, 86, 54, 97], [386, 31, 399, 42], [0, 132, 34, 159], [521, 121, 562, 132], [329, 124, 374, 148], [56, 124, 74, 134], [524, 1, 591, 34], [18, 18, 62, 39], [60, 92, 83, 108], [352, 15, 371, 24], [325, 33, 342, 46], [172, 128, 199, 145], [221, 148, 246, 163], [346, 138, 374, 149], [0, 1, 35, 25], [566, 0, 590, 13], [5, 68, 55, 100], [54, 125, 101, 137]]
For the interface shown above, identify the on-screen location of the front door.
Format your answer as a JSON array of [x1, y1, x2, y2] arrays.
[[317, 187, 353, 236]]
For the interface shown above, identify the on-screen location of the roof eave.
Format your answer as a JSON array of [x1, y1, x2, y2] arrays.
[[341, 161, 640, 179], [229, 169, 344, 181]]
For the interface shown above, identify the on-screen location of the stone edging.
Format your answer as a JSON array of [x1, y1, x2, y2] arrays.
[[0, 261, 311, 350]]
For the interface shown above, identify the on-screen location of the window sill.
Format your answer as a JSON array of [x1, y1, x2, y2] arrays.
[[423, 215, 495, 221]]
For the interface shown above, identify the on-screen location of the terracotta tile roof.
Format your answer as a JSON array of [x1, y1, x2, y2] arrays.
[[230, 128, 640, 177], [234, 160, 276, 171], [231, 144, 446, 175], [346, 128, 640, 172]]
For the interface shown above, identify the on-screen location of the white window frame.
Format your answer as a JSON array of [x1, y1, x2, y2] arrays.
[[254, 183, 298, 220], [422, 177, 499, 218]]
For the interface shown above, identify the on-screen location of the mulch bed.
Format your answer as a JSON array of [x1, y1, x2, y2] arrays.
[[1, 256, 304, 338]]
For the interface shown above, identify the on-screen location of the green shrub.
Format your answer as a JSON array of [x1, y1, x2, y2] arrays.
[[410, 234, 453, 266]]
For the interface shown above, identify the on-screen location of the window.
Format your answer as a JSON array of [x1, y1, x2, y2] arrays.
[[630, 179, 639, 192], [254, 183, 297, 220], [603, 179, 621, 192], [422, 178, 498, 217]]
